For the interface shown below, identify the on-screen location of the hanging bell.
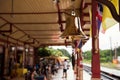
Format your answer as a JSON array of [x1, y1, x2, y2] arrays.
[[60, 16, 81, 38]]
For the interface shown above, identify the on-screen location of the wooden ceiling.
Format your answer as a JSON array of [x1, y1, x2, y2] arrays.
[[0, 0, 91, 47]]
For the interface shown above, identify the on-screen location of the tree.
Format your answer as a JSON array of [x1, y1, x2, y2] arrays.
[[57, 49, 71, 59], [38, 47, 50, 57], [83, 51, 92, 60], [38, 47, 67, 57], [83, 49, 113, 63]]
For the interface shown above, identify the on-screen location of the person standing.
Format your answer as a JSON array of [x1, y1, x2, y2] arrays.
[[62, 59, 68, 78], [72, 52, 75, 70]]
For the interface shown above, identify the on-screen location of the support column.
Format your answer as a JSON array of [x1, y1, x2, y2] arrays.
[[76, 51, 79, 80], [79, 67, 83, 80], [4, 44, 9, 76], [78, 49, 83, 80], [91, 0, 100, 80], [24, 44, 29, 67], [28, 47, 34, 67], [73, 41, 78, 79], [14, 45, 17, 61], [22, 47, 25, 69], [74, 40, 83, 80], [76, 48, 83, 80]]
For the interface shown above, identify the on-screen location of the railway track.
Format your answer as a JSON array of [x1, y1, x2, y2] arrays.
[[83, 65, 120, 80]]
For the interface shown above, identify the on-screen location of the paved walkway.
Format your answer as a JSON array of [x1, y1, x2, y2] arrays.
[[52, 63, 76, 80], [9, 62, 76, 80], [52, 65, 91, 80], [9, 71, 91, 80], [9, 63, 91, 80]]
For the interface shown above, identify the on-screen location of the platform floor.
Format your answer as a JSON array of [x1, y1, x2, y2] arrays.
[[9, 71, 91, 80], [9, 63, 91, 80]]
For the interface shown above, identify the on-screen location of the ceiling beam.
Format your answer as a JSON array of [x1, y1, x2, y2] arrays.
[[0, 24, 12, 33], [0, 16, 39, 44], [0, 23, 8, 28], [17, 34, 27, 40], [83, 3, 92, 9], [56, 1, 64, 32], [27, 33, 61, 36], [83, 28, 90, 31], [23, 29, 60, 31], [0, 37, 23, 46], [0, 11, 73, 15], [39, 43, 71, 46], [0, 32, 24, 44], [11, 21, 66, 24], [83, 13, 89, 16], [0, 8, 79, 15], [34, 37, 60, 39]]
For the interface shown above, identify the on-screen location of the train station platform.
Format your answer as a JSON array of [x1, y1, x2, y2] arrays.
[[8, 62, 91, 80], [51, 62, 91, 80], [51, 66, 75, 80], [51, 64, 91, 80]]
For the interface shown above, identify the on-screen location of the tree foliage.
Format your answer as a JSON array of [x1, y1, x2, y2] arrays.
[[83, 48, 120, 63], [83, 50, 92, 60], [38, 47, 51, 57], [116, 46, 120, 56], [37, 47, 71, 58], [47, 48, 63, 57], [57, 49, 71, 59]]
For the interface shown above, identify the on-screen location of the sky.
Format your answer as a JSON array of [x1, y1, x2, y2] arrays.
[[51, 23, 120, 53], [82, 23, 120, 52]]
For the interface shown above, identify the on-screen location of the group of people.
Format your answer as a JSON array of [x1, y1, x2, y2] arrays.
[[25, 58, 60, 80], [25, 58, 71, 80]]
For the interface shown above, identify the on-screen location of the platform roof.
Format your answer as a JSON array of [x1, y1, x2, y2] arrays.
[[0, 0, 91, 47]]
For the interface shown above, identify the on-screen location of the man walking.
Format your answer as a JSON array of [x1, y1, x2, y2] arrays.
[[62, 59, 68, 78]]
